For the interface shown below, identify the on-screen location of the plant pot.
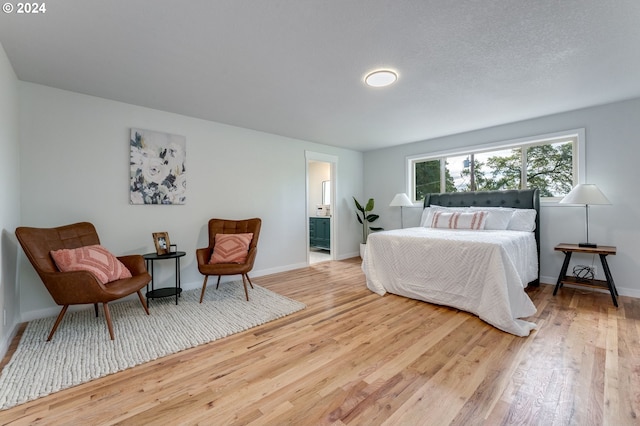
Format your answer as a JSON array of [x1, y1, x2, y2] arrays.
[[360, 243, 366, 259]]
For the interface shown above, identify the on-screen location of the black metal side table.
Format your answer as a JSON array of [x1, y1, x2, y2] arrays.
[[143, 251, 186, 306]]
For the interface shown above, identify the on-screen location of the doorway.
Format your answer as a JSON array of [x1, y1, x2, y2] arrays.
[[306, 152, 337, 264]]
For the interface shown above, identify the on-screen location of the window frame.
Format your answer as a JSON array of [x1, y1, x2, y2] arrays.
[[406, 128, 585, 204]]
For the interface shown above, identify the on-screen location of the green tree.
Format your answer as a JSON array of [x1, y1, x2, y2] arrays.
[[524, 144, 573, 196], [459, 156, 515, 191], [459, 143, 572, 196], [415, 160, 455, 201], [483, 149, 522, 190]]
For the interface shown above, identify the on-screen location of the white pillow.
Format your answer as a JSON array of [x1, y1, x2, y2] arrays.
[[431, 210, 488, 230], [420, 207, 433, 227], [470, 206, 514, 230], [421, 205, 471, 228], [508, 209, 537, 231]]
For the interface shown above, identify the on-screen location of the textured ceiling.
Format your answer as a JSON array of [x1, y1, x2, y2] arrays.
[[1, 0, 639, 151]]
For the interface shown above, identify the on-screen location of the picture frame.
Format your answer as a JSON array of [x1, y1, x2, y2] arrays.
[[152, 232, 171, 255]]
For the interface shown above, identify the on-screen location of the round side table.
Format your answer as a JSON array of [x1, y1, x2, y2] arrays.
[[143, 251, 186, 306]]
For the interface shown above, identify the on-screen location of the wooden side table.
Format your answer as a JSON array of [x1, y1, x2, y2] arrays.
[[553, 243, 618, 306]]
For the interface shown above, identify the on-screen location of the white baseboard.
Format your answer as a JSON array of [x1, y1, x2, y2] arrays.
[[252, 262, 309, 278], [335, 251, 360, 261], [0, 321, 19, 362]]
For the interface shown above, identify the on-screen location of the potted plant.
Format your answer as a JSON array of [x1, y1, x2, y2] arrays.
[[353, 197, 384, 258]]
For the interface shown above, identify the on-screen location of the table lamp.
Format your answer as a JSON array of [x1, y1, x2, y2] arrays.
[[389, 193, 414, 228], [559, 184, 610, 247]]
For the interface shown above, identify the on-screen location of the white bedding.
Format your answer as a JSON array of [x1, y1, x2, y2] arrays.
[[362, 227, 538, 336]]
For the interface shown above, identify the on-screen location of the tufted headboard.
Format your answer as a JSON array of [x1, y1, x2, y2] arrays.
[[424, 189, 540, 283]]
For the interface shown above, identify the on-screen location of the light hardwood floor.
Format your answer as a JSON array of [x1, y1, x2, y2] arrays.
[[1, 258, 639, 425]]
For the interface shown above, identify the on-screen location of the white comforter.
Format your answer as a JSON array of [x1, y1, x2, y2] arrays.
[[362, 228, 538, 336]]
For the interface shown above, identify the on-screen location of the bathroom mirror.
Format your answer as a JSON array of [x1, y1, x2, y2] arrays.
[[322, 180, 331, 205]]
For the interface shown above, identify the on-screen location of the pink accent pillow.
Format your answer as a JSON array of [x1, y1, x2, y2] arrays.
[[209, 233, 253, 264], [431, 211, 487, 230], [50, 244, 132, 284]]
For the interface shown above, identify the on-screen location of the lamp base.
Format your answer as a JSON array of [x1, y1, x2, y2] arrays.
[[578, 242, 598, 248]]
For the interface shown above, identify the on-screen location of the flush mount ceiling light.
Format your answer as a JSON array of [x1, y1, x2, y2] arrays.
[[364, 69, 398, 87]]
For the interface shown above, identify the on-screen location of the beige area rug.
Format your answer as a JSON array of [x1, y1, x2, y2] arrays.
[[0, 283, 305, 410]]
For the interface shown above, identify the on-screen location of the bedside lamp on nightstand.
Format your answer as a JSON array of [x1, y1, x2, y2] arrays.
[[559, 184, 611, 248]]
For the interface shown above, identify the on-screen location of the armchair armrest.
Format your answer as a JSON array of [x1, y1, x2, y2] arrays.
[[245, 246, 258, 267], [196, 247, 212, 268], [118, 254, 147, 276]]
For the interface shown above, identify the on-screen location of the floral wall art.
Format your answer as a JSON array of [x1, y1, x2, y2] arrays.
[[130, 128, 186, 205]]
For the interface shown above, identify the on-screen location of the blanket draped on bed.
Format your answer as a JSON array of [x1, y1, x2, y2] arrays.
[[362, 228, 537, 336]]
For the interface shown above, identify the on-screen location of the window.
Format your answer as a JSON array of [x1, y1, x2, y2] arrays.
[[409, 129, 584, 203]]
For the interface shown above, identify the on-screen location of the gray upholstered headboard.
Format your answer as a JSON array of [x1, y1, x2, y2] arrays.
[[424, 189, 540, 284]]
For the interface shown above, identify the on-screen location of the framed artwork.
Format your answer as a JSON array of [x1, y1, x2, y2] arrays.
[[130, 128, 186, 205], [152, 232, 171, 255]]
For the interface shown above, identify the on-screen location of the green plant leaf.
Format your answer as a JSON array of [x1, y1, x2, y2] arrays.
[[366, 214, 379, 223], [353, 196, 383, 244], [365, 198, 375, 212], [353, 197, 364, 213]]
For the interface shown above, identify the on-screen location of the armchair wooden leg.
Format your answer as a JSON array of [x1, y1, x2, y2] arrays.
[[103, 303, 115, 340], [137, 290, 150, 315], [199, 275, 209, 303], [241, 275, 250, 301], [244, 274, 255, 289], [47, 305, 69, 341]]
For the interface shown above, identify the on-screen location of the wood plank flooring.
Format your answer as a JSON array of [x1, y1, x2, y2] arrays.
[[1, 258, 638, 425]]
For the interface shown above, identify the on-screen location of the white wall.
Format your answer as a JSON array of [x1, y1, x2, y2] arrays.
[[364, 97, 640, 297], [18, 82, 363, 320], [0, 42, 21, 355]]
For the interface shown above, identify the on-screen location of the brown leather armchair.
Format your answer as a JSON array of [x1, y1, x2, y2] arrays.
[[15, 222, 151, 341], [196, 218, 261, 302]]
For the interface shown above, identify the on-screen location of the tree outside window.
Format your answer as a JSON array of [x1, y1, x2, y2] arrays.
[[412, 137, 576, 202]]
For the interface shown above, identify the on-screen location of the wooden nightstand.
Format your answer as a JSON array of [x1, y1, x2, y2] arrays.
[[553, 243, 618, 306]]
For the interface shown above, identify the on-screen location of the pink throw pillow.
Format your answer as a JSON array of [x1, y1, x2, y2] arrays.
[[431, 211, 487, 230], [209, 233, 253, 264], [50, 244, 132, 284]]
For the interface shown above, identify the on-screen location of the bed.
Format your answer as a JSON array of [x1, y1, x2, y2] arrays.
[[362, 189, 540, 336]]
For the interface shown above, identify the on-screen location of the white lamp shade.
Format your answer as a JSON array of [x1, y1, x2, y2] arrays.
[[389, 193, 413, 207], [559, 184, 610, 205]]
